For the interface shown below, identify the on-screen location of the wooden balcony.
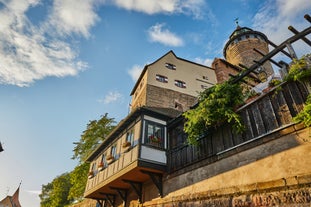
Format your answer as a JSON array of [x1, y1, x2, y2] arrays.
[[168, 80, 310, 173]]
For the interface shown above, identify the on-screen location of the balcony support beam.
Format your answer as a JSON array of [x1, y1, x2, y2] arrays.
[[122, 179, 142, 202], [99, 193, 116, 207], [110, 187, 128, 207], [96, 199, 104, 207], [141, 170, 163, 197]]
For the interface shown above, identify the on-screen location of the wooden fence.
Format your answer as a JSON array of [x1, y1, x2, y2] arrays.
[[167, 80, 310, 172]]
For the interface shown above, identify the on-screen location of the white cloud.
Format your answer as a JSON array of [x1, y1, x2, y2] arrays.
[[128, 65, 143, 82], [112, 0, 205, 18], [253, 0, 311, 58], [48, 0, 101, 38], [148, 23, 184, 47], [25, 190, 41, 195], [194, 57, 214, 67], [0, 0, 88, 87], [99, 91, 123, 104]]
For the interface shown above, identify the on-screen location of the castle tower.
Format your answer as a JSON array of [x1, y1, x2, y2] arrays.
[[223, 25, 274, 79]]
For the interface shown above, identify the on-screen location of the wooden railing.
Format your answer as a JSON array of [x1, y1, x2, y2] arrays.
[[85, 145, 139, 193], [167, 81, 310, 172]]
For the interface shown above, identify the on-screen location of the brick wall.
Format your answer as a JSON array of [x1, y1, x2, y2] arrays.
[[225, 38, 274, 77], [145, 85, 198, 112]]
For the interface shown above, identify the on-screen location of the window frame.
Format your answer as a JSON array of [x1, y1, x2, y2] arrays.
[[174, 80, 186, 88], [156, 74, 168, 83], [144, 120, 165, 149], [165, 63, 176, 70]]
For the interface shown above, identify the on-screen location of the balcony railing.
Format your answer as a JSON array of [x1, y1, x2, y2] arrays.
[[85, 144, 139, 194], [168, 81, 310, 172]]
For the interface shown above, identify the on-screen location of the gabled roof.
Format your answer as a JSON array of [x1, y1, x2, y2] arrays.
[[86, 106, 181, 161], [130, 50, 214, 95]]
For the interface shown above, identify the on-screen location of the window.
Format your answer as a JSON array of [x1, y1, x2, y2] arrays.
[[202, 75, 208, 80], [126, 129, 134, 144], [110, 145, 117, 158], [156, 74, 168, 83], [165, 63, 176, 70], [100, 154, 108, 168], [175, 80, 186, 88], [145, 121, 165, 148]]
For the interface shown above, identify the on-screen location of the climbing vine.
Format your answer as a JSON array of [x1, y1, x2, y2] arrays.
[[183, 81, 245, 145], [287, 54, 311, 127]]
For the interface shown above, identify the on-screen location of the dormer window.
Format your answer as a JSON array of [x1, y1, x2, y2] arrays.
[[165, 63, 176, 70], [156, 74, 168, 83], [175, 80, 186, 88]]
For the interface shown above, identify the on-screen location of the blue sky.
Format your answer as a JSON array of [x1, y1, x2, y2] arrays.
[[0, 0, 310, 206]]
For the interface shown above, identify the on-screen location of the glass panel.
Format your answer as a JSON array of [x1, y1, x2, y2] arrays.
[[145, 121, 164, 149]]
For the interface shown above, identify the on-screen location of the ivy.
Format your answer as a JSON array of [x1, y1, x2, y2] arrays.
[[285, 54, 311, 82], [183, 81, 245, 145], [287, 54, 311, 128], [293, 94, 311, 127]]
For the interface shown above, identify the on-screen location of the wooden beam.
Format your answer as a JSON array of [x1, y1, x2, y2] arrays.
[[288, 26, 311, 46], [122, 179, 142, 202], [253, 48, 282, 68], [110, 187, 128, 207], [141, 170, 163, 197], [98, 193, 116, 207], [305, 14, 311, 23]]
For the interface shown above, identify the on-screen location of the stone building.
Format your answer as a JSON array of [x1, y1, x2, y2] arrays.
[[130, 50, 217, 112], [82, 24, 311, 207]]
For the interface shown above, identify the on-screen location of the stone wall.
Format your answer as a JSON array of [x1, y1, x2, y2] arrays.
[[143, 127, 311, 207], [146, 84, 197, 112]]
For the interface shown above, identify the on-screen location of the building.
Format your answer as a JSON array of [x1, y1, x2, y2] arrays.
[[130, 50, 217, 112], [0, 186, 22, 207], [222, 25, 274, 80], [83, 24, 311, 207]]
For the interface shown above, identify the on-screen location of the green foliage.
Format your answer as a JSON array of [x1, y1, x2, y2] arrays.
[[40, 173, 72, 207], [40, 113, 116, 206], [72, 113, 116, 162], [183, 81, 245, 145], [293, 94, 311, 127], [68, 162, 90, 202], [269, 79, 282, 87], [285, 54, 311, 82]]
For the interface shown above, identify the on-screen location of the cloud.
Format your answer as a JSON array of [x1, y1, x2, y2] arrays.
[[0, 0, 88, 87], [194, 57, 214, 67], [148, 23, 184, 47], [25, 190, 41, 195], [48, 0, 101, 38], [252, 0, 311, 58], [112, 0, 205, 18], [98, 91, 123, 104], [128, 65, 143, 82]]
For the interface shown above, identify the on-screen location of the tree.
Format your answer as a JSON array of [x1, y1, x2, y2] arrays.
[[72, 113, 116, 163], [40, 113, 116, 206], [40, 173, 72, 207], [67, 162, 90, 202]]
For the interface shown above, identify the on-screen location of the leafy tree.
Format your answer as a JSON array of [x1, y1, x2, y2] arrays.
[[68, 162, 90, 202], [72, 113, 116, 163], [40, 173, 72, 207], [40, 113, 116, 206]]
